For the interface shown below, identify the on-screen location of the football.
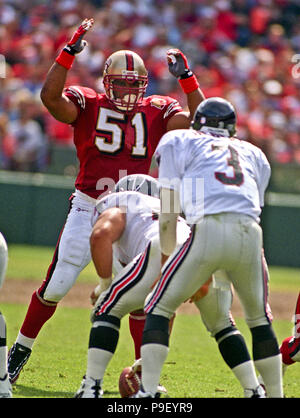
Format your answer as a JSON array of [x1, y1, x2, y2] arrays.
[[118, 366, 141, 398]]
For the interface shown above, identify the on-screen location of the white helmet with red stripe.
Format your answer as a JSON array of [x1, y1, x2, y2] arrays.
[[103, 50, 148, 113]]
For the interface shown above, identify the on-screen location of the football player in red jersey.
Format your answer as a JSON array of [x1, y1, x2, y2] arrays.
[[258, 292, 300, 393], [8, 18, 205, 384]]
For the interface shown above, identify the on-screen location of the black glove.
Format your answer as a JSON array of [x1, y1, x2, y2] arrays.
[[167, 48, 193, 79], [64, 18, 94, 55], [56, 18, 94, 69]]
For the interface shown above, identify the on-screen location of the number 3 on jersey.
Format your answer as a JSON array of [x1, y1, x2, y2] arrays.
[[95, 108, 147, 157], [214, 145, 244, 186]]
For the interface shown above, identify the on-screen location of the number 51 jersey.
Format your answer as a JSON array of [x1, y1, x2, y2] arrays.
[[155, 129, 271, 224], [64, 86, 182, 199]]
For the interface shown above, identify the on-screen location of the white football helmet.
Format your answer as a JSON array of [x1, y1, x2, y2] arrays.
[[103, 50, 148, 113], [114, 174, 159, 198]]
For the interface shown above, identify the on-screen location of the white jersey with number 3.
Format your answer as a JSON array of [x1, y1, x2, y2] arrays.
[[155, 129, 271, 224]]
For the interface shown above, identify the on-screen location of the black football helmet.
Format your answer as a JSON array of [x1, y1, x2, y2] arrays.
[[191, 97, 236, 136]]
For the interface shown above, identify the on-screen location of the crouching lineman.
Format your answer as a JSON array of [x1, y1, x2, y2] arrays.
[[0, 232, 12, 398], [74, 174, 191, 397], [136, 98, 283, 398]]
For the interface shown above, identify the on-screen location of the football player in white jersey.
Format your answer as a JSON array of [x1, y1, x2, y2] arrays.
[[77, 173, 254, 398], [74, 174, 191, 397], [136, 98, 283, 398], [0, 232, 12, 398]]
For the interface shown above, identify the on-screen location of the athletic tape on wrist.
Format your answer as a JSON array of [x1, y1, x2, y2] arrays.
[[55, 49, 75, 70], [179, 74, 199, 94]]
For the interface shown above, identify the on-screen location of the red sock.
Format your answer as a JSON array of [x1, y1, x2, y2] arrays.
[[20, 291, 57, 339], [129, 311, 146, 360]]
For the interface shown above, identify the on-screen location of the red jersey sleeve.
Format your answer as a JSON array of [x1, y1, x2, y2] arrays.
[[143, 95, 183, 152], [147, 95, 183, 132], [162, 96, 183, 121], [63, 85, 98, 125]]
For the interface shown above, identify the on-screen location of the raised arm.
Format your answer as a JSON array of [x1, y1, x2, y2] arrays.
[[40, 63, 78, 123], [40, 18, 94, 124], [166, 48, 205, 131]]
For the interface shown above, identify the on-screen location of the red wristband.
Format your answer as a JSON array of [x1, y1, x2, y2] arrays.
[[179, 74, 199, 94], [55, 49, 75, 70]]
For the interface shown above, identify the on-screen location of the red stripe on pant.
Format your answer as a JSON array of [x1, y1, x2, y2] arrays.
[[97, 250, 147, 315], [145, 232, 193, 313], [261, 250, 273, 323]]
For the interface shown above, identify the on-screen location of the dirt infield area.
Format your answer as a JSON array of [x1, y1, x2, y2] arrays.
[[0, 278, 297, 322]]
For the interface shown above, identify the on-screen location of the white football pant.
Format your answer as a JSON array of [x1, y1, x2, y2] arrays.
[[40, 190, 94, 302], [145, 213, 272, 330]]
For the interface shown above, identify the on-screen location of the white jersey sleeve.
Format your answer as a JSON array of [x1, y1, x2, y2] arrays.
[[155, 130, 192, 191], [254, 149, 271, 207]]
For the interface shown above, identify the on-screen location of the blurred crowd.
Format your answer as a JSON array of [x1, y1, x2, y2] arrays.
[[0, 0, 300, 172]]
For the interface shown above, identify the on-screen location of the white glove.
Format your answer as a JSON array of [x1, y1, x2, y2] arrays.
[[90, 277, 112, 306]]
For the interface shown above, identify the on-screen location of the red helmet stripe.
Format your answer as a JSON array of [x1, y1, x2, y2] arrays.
[[126, 52, 134, 71]]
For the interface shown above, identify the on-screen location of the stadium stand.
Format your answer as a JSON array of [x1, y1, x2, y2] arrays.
[[0, 0, 299, 181]]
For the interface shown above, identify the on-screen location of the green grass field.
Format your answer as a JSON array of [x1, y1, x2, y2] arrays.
[[1, 244, 300, 398]]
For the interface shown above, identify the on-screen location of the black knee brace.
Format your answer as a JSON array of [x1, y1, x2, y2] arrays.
[[89, 314, 120, 354], [251, 324, 279, 361], [142, 314, 170, 347], [215, 326, 251, 369], [0, 312, 6, 348]]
